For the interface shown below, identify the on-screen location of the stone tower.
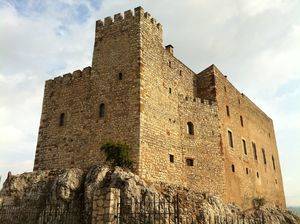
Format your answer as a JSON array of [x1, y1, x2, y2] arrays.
[[34, 7, 285, 209]]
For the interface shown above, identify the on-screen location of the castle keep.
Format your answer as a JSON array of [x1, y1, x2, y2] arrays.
[[34, 7, 286, 208]]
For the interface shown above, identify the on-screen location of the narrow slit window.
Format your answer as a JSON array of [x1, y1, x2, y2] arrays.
[[240, 115, 244, 127], [99, 103, 105, 118], [169, 88, 172, 94], [231, 164, 235, 172], [228, 130, 234, 148], [59, 113, 65, 126], [246, 168, 249, 175], [169, 61, 172, 68], [187, 122, 194, 135], [272, 155, 276, 170], [169, 154, 174, 163], [226, 105, 230, 117], [242, 139, 247, 155], [256, 172, 259, 178], [186, 158, 194, 166], [252, 142, 257, 160], [262, 148, 267, 164]]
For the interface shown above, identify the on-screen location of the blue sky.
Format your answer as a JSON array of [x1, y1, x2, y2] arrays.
[[0, 0, 299, 206]]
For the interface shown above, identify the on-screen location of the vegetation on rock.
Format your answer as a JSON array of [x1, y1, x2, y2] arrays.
[[101, 142, 133, 169]]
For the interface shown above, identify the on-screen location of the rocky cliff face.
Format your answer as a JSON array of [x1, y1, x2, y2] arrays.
[[0, 166, 299, 224]]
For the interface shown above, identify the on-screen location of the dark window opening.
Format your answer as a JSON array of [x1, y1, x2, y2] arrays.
[[252, 142, 257, 160], [169, 154, 174, 163], [246, 167, 249, 175], [99, 103, 105, 118], [228, 130, 234, 148], [240, 115, 244, 127], [169, 61, 172, 68], [226, 105, 230, 117], [262, 148, 267, 164], [169, 88, 172, 94], [59, 113, 65, 126], [231, 164, 235, 172], [275, 179, 278, 184], [118, 73, 123, 80], [187, 122, 194, 135], [224, 86, 227, 92], [256, 172, 259, 178], [238, 98, 241, 104], [242, 139, 247, 155], [272, 155, 276, 170], [179, 70, 182, 76], [186, 158, 194, 166]]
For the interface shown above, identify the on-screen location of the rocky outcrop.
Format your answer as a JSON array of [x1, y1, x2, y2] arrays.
[[0, 166, 299, 224]]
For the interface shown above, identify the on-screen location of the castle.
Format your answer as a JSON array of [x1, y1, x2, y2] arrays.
[[34, 7, 285, 208]]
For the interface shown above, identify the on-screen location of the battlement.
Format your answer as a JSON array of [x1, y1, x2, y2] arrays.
[[178, 94, 217, 107], [46, 66, 91, 86], [95, 6, 162, 33]]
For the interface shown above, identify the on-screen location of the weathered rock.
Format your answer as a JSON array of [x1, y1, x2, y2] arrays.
[[0, 167, 299, 224], [50, 168, 84, 202]]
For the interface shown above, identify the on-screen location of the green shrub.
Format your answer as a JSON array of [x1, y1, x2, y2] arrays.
[[101, 142, 133, 169], [252, 197, 266, 209]]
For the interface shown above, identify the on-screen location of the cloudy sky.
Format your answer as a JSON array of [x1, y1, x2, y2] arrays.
[[0, 0, 299, 206]]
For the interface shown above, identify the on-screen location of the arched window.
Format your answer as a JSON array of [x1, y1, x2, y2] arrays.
[[231, 164, 235, 172], [187, 122, 194, 135], [59, 113, 65, 126], [99, 103, 105, 118]]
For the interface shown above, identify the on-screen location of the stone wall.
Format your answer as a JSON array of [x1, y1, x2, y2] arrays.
[[136, 10, 226, 197], [197, 65, 286, 208]]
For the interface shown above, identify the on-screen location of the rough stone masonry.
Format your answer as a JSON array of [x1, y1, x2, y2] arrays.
[[33, 6, 285, 209]]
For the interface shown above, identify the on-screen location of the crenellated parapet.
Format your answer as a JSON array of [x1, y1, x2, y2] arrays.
[[178, 94, 218, 115], [45, 66, 91, 86], [95, 6, 162, 34], [179, 94, 216, 107]]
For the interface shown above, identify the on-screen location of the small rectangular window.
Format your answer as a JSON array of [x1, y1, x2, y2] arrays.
[[242, 139, 247, 155], [169, 154, 174, 163], [118, 72, 123, 80], [228, 130, 234, 148], [226, 105, 230, 117], [240, 115, 244, 127], [186, 158, 194, 166], [59, 113, 65, 126], [252, 142, 257, 160]]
